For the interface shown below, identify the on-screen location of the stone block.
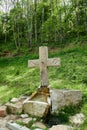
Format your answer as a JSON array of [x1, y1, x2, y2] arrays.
[[50, 89, 82, 114], [23, 89, 51, 118], [23, 100, 50, 117], [16, 117, 32, 126], [20, 114, 29, 118], [0, 128, 9, 130], [11, 96, 27, 103], [6, 96, 27, 115], [69, 113, 85, 126], [49, 125, 74, 130], [32, 122, 46, 129], [10, 98, 19, 103], [6, 102, 22, 114], [6, 122, 30, 130], [0, 106, 7, 117]]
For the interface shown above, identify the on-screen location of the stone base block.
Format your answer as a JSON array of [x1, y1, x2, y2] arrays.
[[6, 102, 22, 114], [50, 89, 82, 114], [23, 100, 50, 118]]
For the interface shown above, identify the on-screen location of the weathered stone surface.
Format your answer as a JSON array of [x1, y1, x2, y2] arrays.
[[0, 115, 18, 128], [10, 96, 27, 103], [28, 46, 60, 87], [5, 114, 18, 120], [35, 128, 42, 130], [23, 88, 51, 118], [6, 102, 22, 114], [32, 122, 46, 129], [10, 98, 19, 103], [69, 113, 85, 126], [49, 125, 74, 130], [22, 118, 32, 125], [19, 96, 28, 102], [50, 89, 82, 114], [0, 128, 10, 130], [6, 96, 28, 115], [16, 117, 32, 125], [6, 122, 30, 130], [29, 89, 50, 103], [0, 118, 7, 127], [23, 100, 50, 117], [0, 106, 7, 117], [20, 114, 29, 118]]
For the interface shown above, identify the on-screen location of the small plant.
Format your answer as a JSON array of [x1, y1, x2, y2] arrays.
[[27, 118, 37, 128], [16, 120, 25, 126], [15, 70, 20, 75]]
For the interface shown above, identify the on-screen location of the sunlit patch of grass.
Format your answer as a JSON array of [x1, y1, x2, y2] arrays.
[[0, 85, 15, 103]]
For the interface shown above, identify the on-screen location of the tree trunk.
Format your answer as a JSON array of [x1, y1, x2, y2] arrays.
[[34, 0, 37, 44], [41, 7, 44, 43]]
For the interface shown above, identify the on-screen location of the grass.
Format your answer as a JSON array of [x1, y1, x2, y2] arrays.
[[0, 43, 87, 129], [0, 54, 39, 103]]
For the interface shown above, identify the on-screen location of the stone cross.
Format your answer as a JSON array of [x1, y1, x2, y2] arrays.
[[28, 46, 60, 87]]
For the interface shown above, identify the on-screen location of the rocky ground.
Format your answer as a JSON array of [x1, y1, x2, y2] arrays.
[[0, 113, 47, 130], [0, 108, 85, 130], [0, 115, 18, 129], [0, 91, 85, 130]]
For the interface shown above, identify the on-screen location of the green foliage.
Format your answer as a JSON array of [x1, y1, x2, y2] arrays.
[[58, 104, 81, 123], [16, 120, 25, 126], [0, 53, 39, 103], [0, 0, 87, 48], [44, 104, 81, 128]]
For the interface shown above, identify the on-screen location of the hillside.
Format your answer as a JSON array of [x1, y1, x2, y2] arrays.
[[0, 44, 87, 129]]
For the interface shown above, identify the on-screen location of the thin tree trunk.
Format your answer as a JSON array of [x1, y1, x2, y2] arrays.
[[13, 26, 18, 49], [34, 0, 37, 44], [41, 7, 44, 43], [30, 12, 33, 45], [12, 0, 18, 49], [17, 25, 20, 49], [26, 0, 31, 46], [84, 4, 87, 33], [4, 0, 8, 43], [55, 0, 61, 43], [75, 5, 80, 40]]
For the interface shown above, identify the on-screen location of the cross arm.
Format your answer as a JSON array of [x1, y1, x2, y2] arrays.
[[47, 58, 60, 67], [28, 59, 39, 67]]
